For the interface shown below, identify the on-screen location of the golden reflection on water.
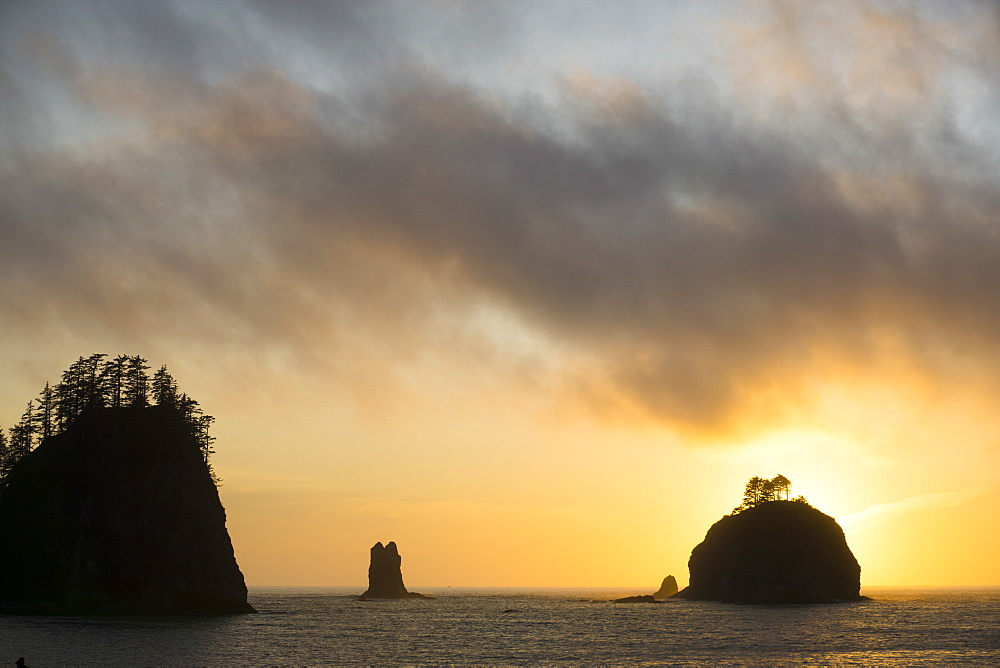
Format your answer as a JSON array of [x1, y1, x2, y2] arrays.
[[2, 587, 998, 665]]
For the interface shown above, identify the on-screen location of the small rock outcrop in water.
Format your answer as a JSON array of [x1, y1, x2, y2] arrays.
[[653, 575, 678, 599], [0, 407, 255, 614], [611, 594, 658, 603], [360, 542, 431, 600], [612, 574, 679, 603], [676, 501, 862, 604]]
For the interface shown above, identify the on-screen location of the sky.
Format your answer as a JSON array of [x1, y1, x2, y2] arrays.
[[2, 0, 1000, 588]]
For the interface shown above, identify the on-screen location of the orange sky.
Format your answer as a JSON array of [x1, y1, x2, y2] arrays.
[[2, 0, 1000, 587]]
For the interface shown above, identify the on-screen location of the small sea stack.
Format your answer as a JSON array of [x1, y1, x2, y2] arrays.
[[359, 542, 431, 600], [611, 574, 679, 603], [653, 575, 678, 600]]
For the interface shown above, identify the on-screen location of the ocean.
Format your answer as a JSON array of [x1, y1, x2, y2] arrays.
[[3, 587, 998, 665]]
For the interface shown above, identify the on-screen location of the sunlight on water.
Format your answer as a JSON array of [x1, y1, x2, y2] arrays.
[[2, 587, 998, 665]]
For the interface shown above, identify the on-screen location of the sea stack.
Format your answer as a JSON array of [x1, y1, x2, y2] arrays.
[[676, 501, 862, 604], [612, 574, 679, 603], [653, 575, 678, 599], [360, 542, 430, 600], [0, 406, 255, 614]]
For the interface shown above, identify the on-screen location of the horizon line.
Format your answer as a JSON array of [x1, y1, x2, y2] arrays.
[[245, 583, 1000, 589]]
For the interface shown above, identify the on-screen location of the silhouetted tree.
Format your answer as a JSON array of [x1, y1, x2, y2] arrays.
[[4, 355, 221, 487], [0, 428, 10, 481], [35, 382, 56, 441], [9, 402, 37, 461], [27, 354, 105, 446], [53, 354, 107, 428], [124, 356, 150, 407], [740, 476, 768, 510], [196, 414, 219, 485], [176, 392, 220, 485], [770, 474, 791, 501], [151, 365, 179, 408], [81, 353, 108, 409], [103, 355, 130, 408], [55, 359, 84, 428], [733, 474, 798, 513], [176, 392, 198, 424]]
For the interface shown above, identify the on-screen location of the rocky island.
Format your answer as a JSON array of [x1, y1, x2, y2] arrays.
[[360, 541, 431, 600], [676, 476, 862, 604], [0, 355, 255, 614]]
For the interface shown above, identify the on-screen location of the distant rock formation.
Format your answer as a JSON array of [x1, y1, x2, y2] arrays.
[[653, 575, 678, 599], [0, 407, 255, 614], [612, 574, 679, 603], [360, 542, 430, 600], [676, 501, 862, 604]]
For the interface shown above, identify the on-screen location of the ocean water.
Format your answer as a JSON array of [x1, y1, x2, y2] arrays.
[[2, 587, 999, 666]]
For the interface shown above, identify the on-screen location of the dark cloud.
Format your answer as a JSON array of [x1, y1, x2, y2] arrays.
[[2, 0, 1000, 434]]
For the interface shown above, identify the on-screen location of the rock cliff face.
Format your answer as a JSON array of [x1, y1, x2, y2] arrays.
[[0, 407, 255, 614], [676, 501, 861, 604], [360, 541, 430, 600]]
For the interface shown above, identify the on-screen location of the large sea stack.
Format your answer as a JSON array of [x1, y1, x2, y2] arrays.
[[360, 542, 430, 600], [0, 406, 255, 614], [676, 501, 861, 604]]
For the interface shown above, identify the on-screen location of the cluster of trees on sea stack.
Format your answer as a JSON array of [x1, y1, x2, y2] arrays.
[[0, 354, 218, 485], [732, 475, 810, 514]]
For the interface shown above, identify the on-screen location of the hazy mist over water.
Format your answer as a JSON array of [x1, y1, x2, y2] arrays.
[[3, 587, 998, 665]]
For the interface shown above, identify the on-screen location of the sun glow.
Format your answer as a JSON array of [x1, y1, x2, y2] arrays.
[[709, 428, 872, 516]]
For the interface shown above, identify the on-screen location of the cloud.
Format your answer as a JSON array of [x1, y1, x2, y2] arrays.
[[838, 487, 991, 533], [2, 1, 1000, 437]]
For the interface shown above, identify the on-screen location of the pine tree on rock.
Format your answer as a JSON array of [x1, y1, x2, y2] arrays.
[[9, 402, 37, 461], [125, 356, 151, 408], [104, 355, 130, 408], [2, 354, 222, 487], [81, 353, 108, 410], [152, 366, 179, 408], [35, 383, 55, 442], [0, 429, 11, 482], [733, 474, 806, 514]]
